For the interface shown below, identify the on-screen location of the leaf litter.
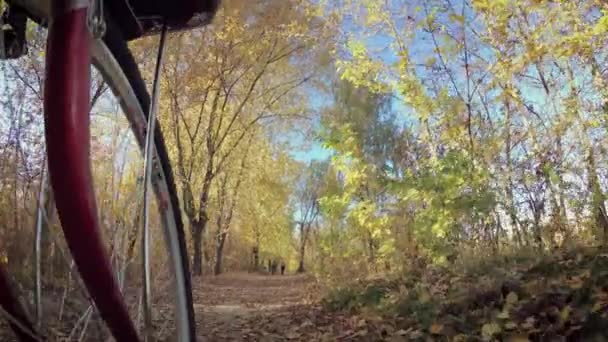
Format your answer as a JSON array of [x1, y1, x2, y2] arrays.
[[134, 249, 608, 341]]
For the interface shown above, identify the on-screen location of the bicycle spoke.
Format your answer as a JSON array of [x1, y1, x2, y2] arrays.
[[140, 23, 168, 342], [33, 161, 48, 330], [77, 309, 93, 342], [66, 306, 92, 341], [58, 261, 75, 322]]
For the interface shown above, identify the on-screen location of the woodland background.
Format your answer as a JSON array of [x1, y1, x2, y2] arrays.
[[3, 0, 608, 280], [2, 2, 608, 338]]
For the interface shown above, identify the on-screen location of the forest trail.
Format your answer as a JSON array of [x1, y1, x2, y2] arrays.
[[193, 272, 368, 341]]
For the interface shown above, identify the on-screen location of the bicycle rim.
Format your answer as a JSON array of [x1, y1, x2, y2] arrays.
[[91, 38, 195, 341], [100, 14, 196, 340]]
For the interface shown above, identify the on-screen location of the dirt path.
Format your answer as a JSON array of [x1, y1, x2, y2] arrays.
[[0, 272, 382, 341], [192, 273, 366, 341]]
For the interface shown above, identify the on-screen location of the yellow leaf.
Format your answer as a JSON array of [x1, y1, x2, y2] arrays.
[[506, 292, 518, 304], [568, 276, 584, 289], [497, 309, 510, 319], [449, 13, 465, 24], [453, 334, 468, 342], [481, 322, 501, 339], [560, 306, 571, 322], [505, 334, 530, 342], [429, 323, 443, 335], [418, 289, 431, 304]]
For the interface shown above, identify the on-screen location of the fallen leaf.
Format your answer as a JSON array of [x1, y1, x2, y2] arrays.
[[395, 328, 409, 336], [387, 335, 408, 342], [522, 316, 535, 329], [355, 318, 367, 328], [429, 323, 443, 334], [337, 329, 354, 339], [407, 329, 424, 338], [505, 292, 518, 304], [286, 331, 301, 339], [300, 320, 314, 329], [353, 328, 368, 337], [592, 301, 603, 312], [568, 276, 584, 289]]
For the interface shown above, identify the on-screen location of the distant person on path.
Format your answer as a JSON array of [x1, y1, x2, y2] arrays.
[[280, 261, 286, 275]]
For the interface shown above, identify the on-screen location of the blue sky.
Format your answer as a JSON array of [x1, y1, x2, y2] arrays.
[[290, 140, 332, 162]]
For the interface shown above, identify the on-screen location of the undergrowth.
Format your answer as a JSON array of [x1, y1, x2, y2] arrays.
[[322, 247, 608, 341]]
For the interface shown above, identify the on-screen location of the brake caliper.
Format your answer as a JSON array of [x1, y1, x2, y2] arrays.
[[0, 5, 27, 60]]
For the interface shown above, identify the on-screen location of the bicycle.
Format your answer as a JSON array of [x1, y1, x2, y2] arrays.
[[0, 0, 218, 340]]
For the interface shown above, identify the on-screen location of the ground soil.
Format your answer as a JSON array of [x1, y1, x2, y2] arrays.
[[193, 272, 359, 342]]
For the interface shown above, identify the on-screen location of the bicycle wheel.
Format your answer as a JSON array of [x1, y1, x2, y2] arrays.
[[0, 4, 194, 341]]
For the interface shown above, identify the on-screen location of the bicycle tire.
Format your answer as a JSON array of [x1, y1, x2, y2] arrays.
[[97, 15, 197, 341]]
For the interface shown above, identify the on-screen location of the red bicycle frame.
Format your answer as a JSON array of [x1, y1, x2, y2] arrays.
[[0, 0, 140, 340], [44, 0, 139, 340]]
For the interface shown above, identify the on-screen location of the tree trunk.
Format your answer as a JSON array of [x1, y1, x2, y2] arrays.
[[297, 248, 305, 273], [506, 184, 522, 245], [551, 137, 568, 244], [252, 246, 259, 271], [493, 209, 502, 253], [532, 201, 543, 250], [503, 98, 523, 247], [214, 233, 227, 275], [546, 166, 563, 249], [587, 149, 608, 246], [191, 221, 204, 276], [367, 231, 377, 267], [191, 169, 213, 276], [297, 223, 306, 273]]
